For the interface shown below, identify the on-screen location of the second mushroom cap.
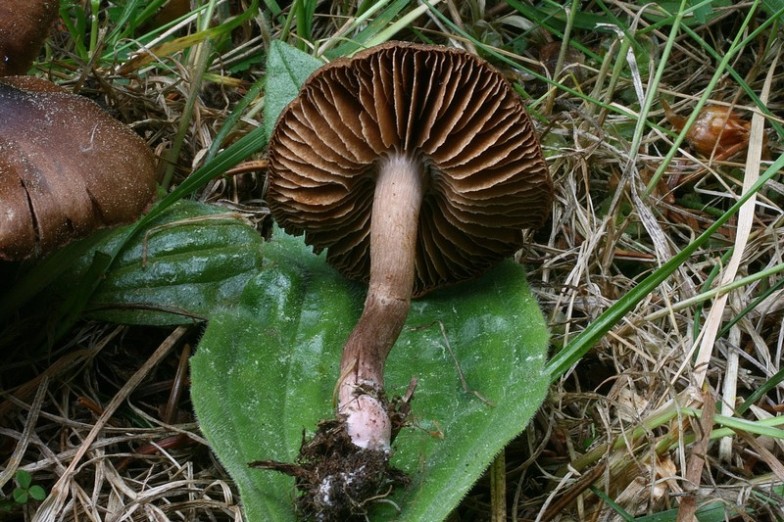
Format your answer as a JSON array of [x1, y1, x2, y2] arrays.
[[0, 77, 158, 260]]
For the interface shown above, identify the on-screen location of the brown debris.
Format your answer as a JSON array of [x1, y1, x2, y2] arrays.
[[662, 99, 764, 160], [251, 394, 413, 522]]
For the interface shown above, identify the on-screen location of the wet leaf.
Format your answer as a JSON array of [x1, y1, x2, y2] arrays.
[[191, 230, 550, 521], [53, 201, 264, 325]]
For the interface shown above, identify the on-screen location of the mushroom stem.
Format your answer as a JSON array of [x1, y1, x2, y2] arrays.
[[338, 153, 425, 452]]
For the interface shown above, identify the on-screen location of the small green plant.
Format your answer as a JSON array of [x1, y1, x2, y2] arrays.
[[1, 470, 47, 511]]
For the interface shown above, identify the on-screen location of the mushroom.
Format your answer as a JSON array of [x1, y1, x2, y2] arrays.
[[0, 0, 60, 76], [0, 76, 158, 260], [267, 39, 552, 484]]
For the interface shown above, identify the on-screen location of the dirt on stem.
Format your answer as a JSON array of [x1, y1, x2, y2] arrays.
[[250, 381, 416, 521]]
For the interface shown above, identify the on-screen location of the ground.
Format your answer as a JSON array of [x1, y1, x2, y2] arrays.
[[1, 1, 783, 521]]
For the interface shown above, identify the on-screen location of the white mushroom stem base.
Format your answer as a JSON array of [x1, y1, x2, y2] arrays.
[[337, 153, 425, 452]]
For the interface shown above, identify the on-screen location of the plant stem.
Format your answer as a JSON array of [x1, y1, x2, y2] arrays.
[[490, 451, 506, 522], [337, 153, 424, 452]]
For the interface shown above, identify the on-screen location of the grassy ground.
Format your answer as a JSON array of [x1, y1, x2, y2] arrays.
[[2, 0, 784, 520]]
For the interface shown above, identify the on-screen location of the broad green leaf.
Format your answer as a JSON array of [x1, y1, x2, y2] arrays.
[[53, 201, 264, 325], [762, 0, 784, 18], [263, 40, 323, 138], [191, 231, 550, 521], [0, 228, 116, 322]]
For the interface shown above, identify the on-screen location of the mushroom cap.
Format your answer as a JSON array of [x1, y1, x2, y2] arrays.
[[268, 41, 553, 297], [0, 0, 60, 76], [0, 77, 158, 260]]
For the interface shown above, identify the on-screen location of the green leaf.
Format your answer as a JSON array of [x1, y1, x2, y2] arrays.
[[762, 0, 784, 18], [650, 0, 732, 24], [12, 489, 28, 505], [325, 0, 410, 58], [0, 228, 117, 322], [191, 231, 550, 521], [15, 470, 32, 489], [28, 486, 46, 502], [54, 201, 264, 325], [263, 39, 323, 139]]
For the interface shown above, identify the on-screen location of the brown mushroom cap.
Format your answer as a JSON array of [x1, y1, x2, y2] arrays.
[[0, 77, 158, 260], [268, 41, 553, 297], [0, 0, 60, 76]]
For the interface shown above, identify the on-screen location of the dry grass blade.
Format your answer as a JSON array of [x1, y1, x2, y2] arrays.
[[32, 327, 188, 522], [692, 47, 781, 388], [0, 376, 48, 489], [0, 343, 107, 419], [737, 431, 784, 483], [676, 387, 715, 522]]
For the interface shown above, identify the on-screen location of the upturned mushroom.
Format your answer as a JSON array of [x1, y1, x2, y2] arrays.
[[267, 41, 552, 511], [0, 76, 158, 260]]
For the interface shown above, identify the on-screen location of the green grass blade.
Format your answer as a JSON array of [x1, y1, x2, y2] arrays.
[[545, 152, 784, 381]]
